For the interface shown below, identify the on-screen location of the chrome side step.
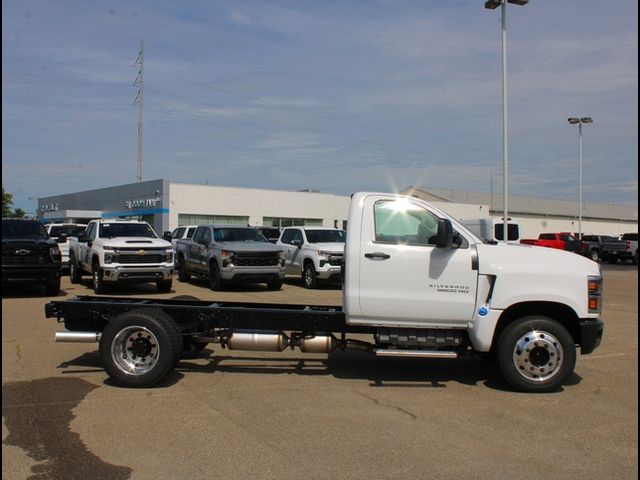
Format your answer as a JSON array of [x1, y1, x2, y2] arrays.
[[374, 349, 458, 359], [55, 331, 101, 343]]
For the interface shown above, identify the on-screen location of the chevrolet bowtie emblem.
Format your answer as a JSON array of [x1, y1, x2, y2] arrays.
[[16, 249, 30, 255], [137, 250, 145, 255]]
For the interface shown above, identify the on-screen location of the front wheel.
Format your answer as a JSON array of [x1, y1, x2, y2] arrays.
[[608, 256, 618, 264], [267, 280, 283, 291], [156, 280, 173, 293], [176, 256, 191, 282], [497, 316, 576, 393], [208, 262, 224, 291], [46, 276, 61, 296], [633, 251, 638, 265], [302, 263, 318, 289], [99, 308, 183, 387], [69, 253, 82, 284], [92, 262, 106, 294]]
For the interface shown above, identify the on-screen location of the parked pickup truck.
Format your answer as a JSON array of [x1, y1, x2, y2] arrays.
[[68, 219, 174, 293], [3, 218, 61, 294], [175, 224, 286, 290], [44, 223, 87, 271], [47, 192, 604, 393], [576, 235, 627, 263], [277, 227, 346, 288], [521, 232, 581, 252], [612, 233, 638, 265]]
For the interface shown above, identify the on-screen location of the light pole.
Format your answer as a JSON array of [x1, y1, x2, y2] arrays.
[[567, 117, 593, 240], [485, 0, 528, 242]]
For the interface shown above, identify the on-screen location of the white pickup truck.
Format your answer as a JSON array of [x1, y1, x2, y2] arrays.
[[49, 192, 604, 392], [277, 227, 346, 288], [68, 219, 174, 293]]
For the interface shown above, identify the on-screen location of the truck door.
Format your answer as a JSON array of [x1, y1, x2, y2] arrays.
[[280, 228, 303, 274], [189, 227, 209, 272], [358, 196, 478, 327], [81, 222, 96, 267]]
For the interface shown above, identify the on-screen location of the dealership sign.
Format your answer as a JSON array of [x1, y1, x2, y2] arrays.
[[40, 203, 59, 212], [124, 197, 161, 210]]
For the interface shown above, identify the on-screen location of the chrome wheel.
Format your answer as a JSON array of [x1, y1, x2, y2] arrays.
[[111, 326, 161, 376], [512, 330, 563, 382]]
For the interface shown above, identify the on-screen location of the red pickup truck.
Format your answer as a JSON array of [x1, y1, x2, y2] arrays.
[[521, 232, 581, 252]]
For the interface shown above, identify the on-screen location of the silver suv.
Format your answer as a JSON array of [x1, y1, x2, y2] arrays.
[[277, 227, 346, 288]]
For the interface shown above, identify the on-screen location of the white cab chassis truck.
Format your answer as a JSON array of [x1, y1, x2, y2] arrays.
[[48, 193, 604, 393], [67, 219, 174, 293]]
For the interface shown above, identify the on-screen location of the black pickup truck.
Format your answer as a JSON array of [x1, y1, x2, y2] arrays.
[[2, 218, 62, 295], [577, 235, 628, 263]]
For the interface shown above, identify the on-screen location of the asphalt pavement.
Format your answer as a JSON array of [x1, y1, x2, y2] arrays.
[[2, 264, 638, 479]]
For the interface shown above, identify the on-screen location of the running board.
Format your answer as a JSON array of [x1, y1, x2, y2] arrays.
[[374, 349, 458, 359]]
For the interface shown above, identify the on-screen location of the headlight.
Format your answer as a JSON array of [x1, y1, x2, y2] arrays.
[[163, 250, 173, 262], [49, 247, 61, 261], [104, 252, 117, 264], [318, 250, 332, 257]]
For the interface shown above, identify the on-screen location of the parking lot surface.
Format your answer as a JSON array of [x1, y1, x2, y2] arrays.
[[3, 265, 638, 479]]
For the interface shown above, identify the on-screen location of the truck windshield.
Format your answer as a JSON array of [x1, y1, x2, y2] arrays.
[[3, 220, 49, 239], [214, 228, 267, 242], [304, 229, 346, 243], [49, 225, 86, 237], [99, 223, 157, 238]]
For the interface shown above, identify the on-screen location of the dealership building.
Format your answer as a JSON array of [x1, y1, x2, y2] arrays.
[[37, 179, 637, 238]]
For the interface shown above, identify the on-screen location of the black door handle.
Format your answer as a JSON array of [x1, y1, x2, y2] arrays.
[[364, 252, 390, 260]]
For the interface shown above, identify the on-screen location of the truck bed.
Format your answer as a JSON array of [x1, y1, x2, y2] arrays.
[[45, 296, 373, 334]]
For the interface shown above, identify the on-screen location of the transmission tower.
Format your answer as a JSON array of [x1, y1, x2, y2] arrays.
[[133, 40, 144, 182]]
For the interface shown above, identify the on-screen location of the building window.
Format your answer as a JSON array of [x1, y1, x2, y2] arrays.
[[263, 217, 322, 228], [178, 214, 249, 225]]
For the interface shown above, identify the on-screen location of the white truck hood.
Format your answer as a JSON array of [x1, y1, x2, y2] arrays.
[[310, 242, 345, 253], [104, 237, 172, 249]]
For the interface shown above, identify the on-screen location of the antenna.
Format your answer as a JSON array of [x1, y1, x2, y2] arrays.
[[133, 40, 144, 182]]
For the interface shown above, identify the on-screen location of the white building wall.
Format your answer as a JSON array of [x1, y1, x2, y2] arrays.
[[168, 184, 351, 230], [509, 215, 637, 239]]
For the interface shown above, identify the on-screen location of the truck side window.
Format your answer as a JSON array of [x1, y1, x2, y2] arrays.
[[373, 200, 439, 246], [86, 223, 96, 240], [280, 229, 293, 244], [193, 227, 205, 243], [202, 228, 212, 244], [291, 229, 303, 244], [173, 227, 185, 239]]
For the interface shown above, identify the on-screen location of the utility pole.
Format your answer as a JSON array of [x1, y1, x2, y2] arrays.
[[133, 40, 144, 182]]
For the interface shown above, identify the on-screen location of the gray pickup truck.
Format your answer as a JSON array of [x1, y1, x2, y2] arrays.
[[577, 235, 627, 263], [175, 225, 286, 290]]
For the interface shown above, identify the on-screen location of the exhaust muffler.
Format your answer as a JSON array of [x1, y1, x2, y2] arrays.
[[55, 331, 101, 343]]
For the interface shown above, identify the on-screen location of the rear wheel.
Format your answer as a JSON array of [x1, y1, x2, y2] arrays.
[[589, 249, 600, 262], [302, 263, 317, 289], [99, 308, 183, 387], [497, 316, 576, 393]]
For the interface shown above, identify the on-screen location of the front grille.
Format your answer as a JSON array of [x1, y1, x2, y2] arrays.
[[118, 254, 164, 264], [232, 253, 280, 267], [2, 252, 49, 266], [327, 254, 344, 265]]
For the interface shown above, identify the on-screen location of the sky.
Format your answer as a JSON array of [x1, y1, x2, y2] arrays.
[[2, 0, 638, 214]]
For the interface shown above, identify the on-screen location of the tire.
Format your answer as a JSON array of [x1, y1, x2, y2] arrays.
[[176, 255, 191, 282], [633, 251, 638, 265], [156, 280, 173, 293], [69, 253, 82, 284], [589, 249, 600, 262], [302, 262, 318, 289], [608, 256, 618, 264], [208, 261, 224, 291], [46, 277, 61, 296], [99, 308, 183, 387], [266, 280, 283, 291], [92, 261, 106, 294], [497, 316, 576, 393]]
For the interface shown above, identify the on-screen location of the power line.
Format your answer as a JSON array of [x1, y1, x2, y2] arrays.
[[2, 59, 136, 68]]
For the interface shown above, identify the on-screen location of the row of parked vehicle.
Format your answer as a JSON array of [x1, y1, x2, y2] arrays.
[[1, 217, 347, 295], [521, 232, 638, 264]]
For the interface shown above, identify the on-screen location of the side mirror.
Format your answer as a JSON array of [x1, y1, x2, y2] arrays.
[[436, 219, 454, 248], [57, 233, 68, 243], [77, 233, 88, 243], [291, 239, 303, 248], [162, 231, 172, 242]]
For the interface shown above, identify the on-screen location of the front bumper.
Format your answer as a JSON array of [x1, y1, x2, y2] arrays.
[[316, 265, 342, 280], [2, 264, 61, 284], [101, 265, 174, 283], [220, 266, 285, 282], [579, 318, 604, 354]]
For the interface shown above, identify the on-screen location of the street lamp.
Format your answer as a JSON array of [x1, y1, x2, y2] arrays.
[[485, 0, 529, 242], [567, 117, 593, 240]]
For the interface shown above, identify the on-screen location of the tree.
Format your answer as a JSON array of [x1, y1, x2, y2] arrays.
[[2, 186, 26, 218], [2, 185, 14, 217]]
